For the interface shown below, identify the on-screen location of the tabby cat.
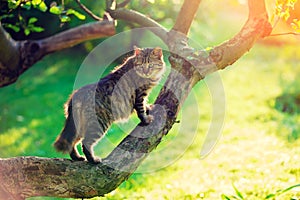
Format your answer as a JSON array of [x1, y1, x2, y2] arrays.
[[54, 46, 165, 164]]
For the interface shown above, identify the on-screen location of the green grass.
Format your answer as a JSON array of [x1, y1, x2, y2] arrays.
[[1, 44, 300, 200]]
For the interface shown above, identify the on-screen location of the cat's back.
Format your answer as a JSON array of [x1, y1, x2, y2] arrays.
[[71, 83, 97, 107]]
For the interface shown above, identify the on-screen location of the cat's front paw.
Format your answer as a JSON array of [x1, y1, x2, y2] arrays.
[[139, 114, 154, 125], [87, 156, 102, 164], [146, 105, 154, 115]]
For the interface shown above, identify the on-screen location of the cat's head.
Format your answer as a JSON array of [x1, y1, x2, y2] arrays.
[[133, 46, 165, 80]]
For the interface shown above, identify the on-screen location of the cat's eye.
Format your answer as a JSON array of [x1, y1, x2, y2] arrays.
[[149, 64, 154, 68]]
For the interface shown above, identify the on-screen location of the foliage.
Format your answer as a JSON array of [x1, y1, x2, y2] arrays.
[[0, 0, 179, 40], [274, 0, 298, 21], [273, 0, 300, 32], [222, 183, 300, 199], [1, 0, 300, 39], [291, 19, 300, 32], [0, 0, 86, 39]]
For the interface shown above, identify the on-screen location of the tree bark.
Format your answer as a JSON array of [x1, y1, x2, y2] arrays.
[[0, 25, 20, 86], [192, 0, 272, 79], [0, 0, 272, 199], [108, 8, 168, 43], [172, 0, 202, 35]]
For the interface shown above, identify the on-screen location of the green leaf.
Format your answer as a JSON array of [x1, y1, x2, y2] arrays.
[[24, 28, 31, 36], [8, 0, 21, 9], [280, 183, 300, 194], [28, 17, 38, 24], [4, 24, 20, 32], [32, 0, 42, 5], [66, 9, 86, 20], [30, 0, 47, 11], [265, 193, 276, 199], [0, 14, 14, 20], [37, 1, 48, 12], [60, 15, 71, 23], [221, 194, 232, 200], [50, 6, 62, 15], [21, 2, 32, 10], [232, 184, 244, 200], [31, 26, 44, 32], [265, 184, 300, 199]]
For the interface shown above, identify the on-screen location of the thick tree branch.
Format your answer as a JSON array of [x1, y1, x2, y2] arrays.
[[0, 25, 19, 69], [108, 8, 168, 43], [36, 20, 115, 55], [117, 0, 131, 8], [248, 0, 268, 18], [0, 20, 115, 87], [186, 0, 272, 80], [172, 0, 202, 35], [0, 25, 21, 85]]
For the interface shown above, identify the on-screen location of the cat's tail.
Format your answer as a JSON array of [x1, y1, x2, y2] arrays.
[[53, 136, 71, 153], [54, 100, 76, 153]]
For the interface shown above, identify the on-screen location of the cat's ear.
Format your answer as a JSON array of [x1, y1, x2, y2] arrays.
[[133, 46, 141, 56], [152, 47, 163, 58]]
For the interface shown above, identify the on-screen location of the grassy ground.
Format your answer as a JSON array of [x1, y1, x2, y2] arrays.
[[1, 44, 300, 200]]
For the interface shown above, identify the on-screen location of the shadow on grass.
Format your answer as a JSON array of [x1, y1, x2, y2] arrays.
[[274, 83, 300, 142], [0, 49, 85, 158]]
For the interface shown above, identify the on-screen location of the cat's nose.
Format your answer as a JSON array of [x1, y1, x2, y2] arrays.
[[143, 67, 150, 75]]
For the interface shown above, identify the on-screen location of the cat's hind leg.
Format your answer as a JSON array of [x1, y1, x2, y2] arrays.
[[82, 135, 102, 164], [70, 145, 85, 161], [82, 126, 103, 164], [70, 148, 85, 161]]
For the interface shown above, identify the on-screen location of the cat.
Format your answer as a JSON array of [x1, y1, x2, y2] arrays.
[[54, 46, 165, 164]]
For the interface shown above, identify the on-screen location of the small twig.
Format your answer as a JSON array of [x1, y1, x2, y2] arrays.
[[269, 32, 300, 36], [117, 0, 131, 8], [75, 0, 103, 21]]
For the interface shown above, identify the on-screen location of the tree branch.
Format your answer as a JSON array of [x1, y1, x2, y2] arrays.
[[117, 0, 131, 8], [172, 0, 202, 35], [0, 20, 115, 87], [108, 8, 168, 43], [0, 24, 21, 85], [269, 32, 300, 36], [37, 20, 115, 55], [75, 0, 103, 21], [188, 0, 272, 80]]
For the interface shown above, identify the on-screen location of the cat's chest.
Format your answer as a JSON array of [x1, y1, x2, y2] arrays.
[[96, 78, 136, 118]]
